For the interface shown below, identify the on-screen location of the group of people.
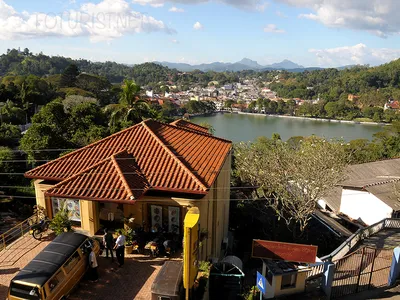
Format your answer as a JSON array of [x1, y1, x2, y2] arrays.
[[87, 228, 126, 282]]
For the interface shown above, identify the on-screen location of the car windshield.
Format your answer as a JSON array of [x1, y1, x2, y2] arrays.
[[10, 282, 41, 300]]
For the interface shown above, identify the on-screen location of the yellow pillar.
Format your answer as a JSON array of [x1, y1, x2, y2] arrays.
[[81, 200, 100, 235]]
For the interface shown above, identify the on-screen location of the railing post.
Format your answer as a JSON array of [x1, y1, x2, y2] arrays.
[[356, 247, 366, 293]]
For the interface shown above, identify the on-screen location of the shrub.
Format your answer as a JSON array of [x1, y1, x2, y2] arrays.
[[49, 204, 73, 235]]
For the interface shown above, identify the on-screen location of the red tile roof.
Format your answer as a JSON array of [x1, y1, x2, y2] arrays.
[[46, 151, 150, 202], [170, 119, 210, 134], [26, 119, 231, 201], [388, 101, 399, 109]]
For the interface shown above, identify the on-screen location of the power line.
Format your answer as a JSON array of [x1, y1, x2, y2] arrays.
[[1, 152, 232, 162], [0, 185, 257, 191], [0, 194, 264, 202]]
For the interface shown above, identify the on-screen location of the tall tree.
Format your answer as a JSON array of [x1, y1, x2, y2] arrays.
[[234, 136, 347, 236], [60, 64, 79, 88]]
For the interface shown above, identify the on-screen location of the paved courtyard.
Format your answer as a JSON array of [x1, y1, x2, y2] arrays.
[[0, 234, 181, 300], [70, 253, 182, 300], [0, 234, 54, 299]]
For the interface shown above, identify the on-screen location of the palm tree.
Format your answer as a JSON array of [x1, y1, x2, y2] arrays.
[[105, 79, 154, 127]]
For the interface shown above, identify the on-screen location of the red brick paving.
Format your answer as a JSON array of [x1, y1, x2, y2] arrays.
[[0, 234, 54, 299], [0, 234, 181, 300], [69, 253, 182, 300]]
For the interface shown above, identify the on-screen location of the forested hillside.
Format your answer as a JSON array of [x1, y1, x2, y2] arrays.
[[0, 48, 241, 88]]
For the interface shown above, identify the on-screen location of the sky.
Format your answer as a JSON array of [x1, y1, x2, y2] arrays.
[[1, 0, 400, 67]]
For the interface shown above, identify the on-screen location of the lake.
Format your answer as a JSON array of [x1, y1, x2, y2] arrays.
[[192, 113, 385, 142]]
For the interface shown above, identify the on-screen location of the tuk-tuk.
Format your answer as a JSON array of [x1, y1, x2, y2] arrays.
[[151, 261, 184, 300], [8, 232, 99, 300]]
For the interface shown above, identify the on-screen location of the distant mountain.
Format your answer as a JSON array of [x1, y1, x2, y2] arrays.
[[157, 58, 306, 72], [265, 59, 304, 70], [237, 58, 264, 69], [156, 58, 353, 73], [336, 65, 358, 70]]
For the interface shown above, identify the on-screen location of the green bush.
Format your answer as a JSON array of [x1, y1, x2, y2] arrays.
[[49, 205, 73, 235], [198, 261, 211, 273]]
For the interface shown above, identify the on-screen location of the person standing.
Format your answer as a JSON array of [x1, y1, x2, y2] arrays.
[[88, 246, 98, 282], [114, 230, 126, 267], [103, 228, 114, 262]]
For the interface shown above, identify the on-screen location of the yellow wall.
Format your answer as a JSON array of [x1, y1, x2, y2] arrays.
[[32, 150, 232, 254], [80, 200, 100, 235], [34, 180, 55, 213]]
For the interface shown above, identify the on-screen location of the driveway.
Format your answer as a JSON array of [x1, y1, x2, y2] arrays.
[[69, 253, 182, 300], [0, 234, 54, 299]]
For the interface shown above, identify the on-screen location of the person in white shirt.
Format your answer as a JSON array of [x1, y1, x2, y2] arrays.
[[88, 246, 98, 282], [113, 231, 126, 267]]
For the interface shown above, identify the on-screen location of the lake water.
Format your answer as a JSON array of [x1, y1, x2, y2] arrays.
[[192, 113, 385, 142]]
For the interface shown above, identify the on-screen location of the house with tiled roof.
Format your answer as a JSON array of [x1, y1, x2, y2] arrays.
[[25, 119, 232, 260], [384, 99, 399, 110], [318, 158, 400, 225]]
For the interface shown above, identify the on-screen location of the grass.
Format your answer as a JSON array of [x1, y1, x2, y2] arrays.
[[353, 118, 373, 122]]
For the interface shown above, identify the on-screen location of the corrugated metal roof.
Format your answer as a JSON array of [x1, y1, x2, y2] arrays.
[[26, 119, 232, 201], [322, 158, 400, 212], [364, 180, 400, 210]]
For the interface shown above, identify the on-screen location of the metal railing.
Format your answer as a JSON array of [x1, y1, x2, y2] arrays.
[[0, 215, 37, 251], [306, 218, 400, 279]]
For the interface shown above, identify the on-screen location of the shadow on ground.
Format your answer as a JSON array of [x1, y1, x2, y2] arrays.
[[69, 255, 171, 300], [0, 284, 10, 299], [0, 267, 19, 275]]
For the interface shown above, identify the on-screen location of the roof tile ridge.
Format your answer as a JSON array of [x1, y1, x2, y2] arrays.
[[45, 153, 120, 193], [352, 157, 400, 167], [364, 178, 400, 188], [26, 123, 142, 177], [160, 119, 232, 143], [142, 120, 208, 191], [172, 119, 209, 131], [111, 152, 135, 200]]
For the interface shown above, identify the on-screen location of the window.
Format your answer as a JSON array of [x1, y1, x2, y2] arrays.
[[266, 270, 273, 285], [48, 270, 65, 292], [281, 273, 297, 289], [80, 239, 93, 254], [10, 283, 40, 300], [63, 251, 81, 274]]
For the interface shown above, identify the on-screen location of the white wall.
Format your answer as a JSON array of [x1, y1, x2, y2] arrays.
[[340, 189, 393, 225]]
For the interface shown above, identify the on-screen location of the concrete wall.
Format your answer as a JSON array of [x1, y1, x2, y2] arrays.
[[340, 188, 393, 225], [267, 271, 307, 299]]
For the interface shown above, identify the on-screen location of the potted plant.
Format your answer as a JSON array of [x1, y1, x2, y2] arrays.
[[117, 228, 134, 255], [194, 261, 211, 297]]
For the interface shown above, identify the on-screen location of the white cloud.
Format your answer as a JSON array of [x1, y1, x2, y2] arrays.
[[69, 0, 76, 4], [263, 23, 285, 33], [309, 43, 400, 67], [275, 0, 400, 37], [193, 21, 203, 30], [0, 0, 175, 42], [169, 6, 184, 12], [132, 0, 268, 11], [171, 38, 179, 43], [276, 10, 287, 18], [132, 0, 164, 7]]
